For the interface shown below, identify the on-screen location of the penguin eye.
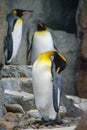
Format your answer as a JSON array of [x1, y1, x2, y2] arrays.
[[13, 10, 17, 15]]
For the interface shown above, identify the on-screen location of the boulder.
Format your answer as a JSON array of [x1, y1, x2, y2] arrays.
[[75, 111, 87, 130], [52, 31, 80, 94], [75, 0, 87, 98]]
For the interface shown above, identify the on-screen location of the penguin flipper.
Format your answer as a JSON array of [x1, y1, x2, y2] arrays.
[[52, 67, 62, 113], [4, 34, 13, 63], [6, 13, 17, 33], [51, 59, 62, 113]]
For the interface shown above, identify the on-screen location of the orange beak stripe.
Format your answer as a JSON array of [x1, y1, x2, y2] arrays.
[[39, 23, 43, 27], [22, 11, 29, 15], [56, 67, 61, 73]]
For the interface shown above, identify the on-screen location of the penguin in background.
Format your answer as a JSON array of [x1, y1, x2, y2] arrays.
[[4, 9, 33, 64], [28, 22, 56, 64], [32, 50, 67, 123]]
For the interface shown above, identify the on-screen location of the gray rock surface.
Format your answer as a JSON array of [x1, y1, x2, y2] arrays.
[[0, 65, 84, 118], [52, 31, 80, 94], [75, 111, 87, 130], [0, 0, 7, 66], [0, 65, 35, 115], [21, 126, 76, 130]]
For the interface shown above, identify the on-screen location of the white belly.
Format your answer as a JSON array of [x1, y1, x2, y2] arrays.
[[32, 61, 57, 120], [8, 20, 22, 63], [31, 32, 55, 63]]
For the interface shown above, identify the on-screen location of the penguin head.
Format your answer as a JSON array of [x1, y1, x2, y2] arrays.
[[52, 51, 67, 73], [37, 23, 46, 31], [37, 51, 67, 73], [12, 9, 33, 17]]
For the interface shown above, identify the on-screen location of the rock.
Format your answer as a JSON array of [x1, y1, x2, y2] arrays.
[[1, 65, 32, 78], [52, 31, 80, 94], [0, 117, 15, 130], [4, 90, 34, 100], [19, 120, 29, 128], [21, 126, 76, 130], [27, 109, 41, 119], [0, 0, 7, 66], [66, 95, 87, 111], [75, 111, 87, 130], [81, 33, 87, 58], [66, 95, 81, 104], [4, 90, 35, 111], [1, 77, 32, 93], [76, 70, 87, 98], [61, 92, 83, 118], [4, 104, 25, 113], [4, 112, 18, 122], [75, 0, 87, 98]]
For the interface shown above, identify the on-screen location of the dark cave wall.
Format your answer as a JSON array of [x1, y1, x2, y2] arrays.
[[44, 0, 79, 33], [6, 0, 79, 33]]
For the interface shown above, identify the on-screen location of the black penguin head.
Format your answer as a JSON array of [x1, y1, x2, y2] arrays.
[[52, 51, 67, 73], [37, 23, 46, 31], [12, 9, 33, 17]]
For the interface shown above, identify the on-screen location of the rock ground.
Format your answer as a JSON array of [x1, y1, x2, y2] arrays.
[[0, 65, 87, 130], [0, 110, 78, 130]]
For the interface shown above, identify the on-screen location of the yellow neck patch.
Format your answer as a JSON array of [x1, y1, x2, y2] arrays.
[[35, 30, 50, 35], [16, 18, 22, 25], [37, 51, 56, 63]]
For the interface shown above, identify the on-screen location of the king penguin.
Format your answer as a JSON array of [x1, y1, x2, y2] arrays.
[[4, 9, 33, 64], [32, 50, 66, 123], [28, 22, 56, 64]]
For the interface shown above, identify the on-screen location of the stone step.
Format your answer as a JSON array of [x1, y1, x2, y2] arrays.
[[1, 65, 32, 78], [4, 89, 35, 111], [0, 77, 33, 93]]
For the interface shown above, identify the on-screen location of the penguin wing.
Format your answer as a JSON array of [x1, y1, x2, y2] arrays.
[[52, 62, 62, 113], [6, 13, 17, 33], [4, 34, 13, 62]]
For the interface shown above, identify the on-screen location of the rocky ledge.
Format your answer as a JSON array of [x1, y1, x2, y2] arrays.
[[0, 65, 87, 129]]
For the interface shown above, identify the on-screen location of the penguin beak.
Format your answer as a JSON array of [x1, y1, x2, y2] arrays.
[[22, 10, 33, 15]]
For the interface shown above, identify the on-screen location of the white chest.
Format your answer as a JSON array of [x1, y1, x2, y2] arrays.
[[31, 32, 55, 63], [11, 19, 22, 60]]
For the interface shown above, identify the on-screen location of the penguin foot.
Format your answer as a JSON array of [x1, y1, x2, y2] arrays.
[[54, 113, 66, 125], [54, 119, 67, 126], [41, 118, 65, 126], [41, 118, 55, 126]]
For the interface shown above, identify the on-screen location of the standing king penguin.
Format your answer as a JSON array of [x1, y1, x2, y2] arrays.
[[29, 23, 56, 64], [32, 50, 66, 123], [29, 22, 67, 123], [4, 9, 33, 64]]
